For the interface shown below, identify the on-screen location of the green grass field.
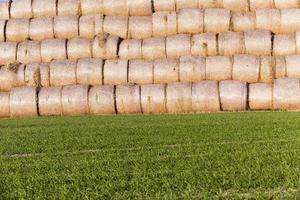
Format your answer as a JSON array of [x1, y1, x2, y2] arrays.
[[0, 112, 300, 199]]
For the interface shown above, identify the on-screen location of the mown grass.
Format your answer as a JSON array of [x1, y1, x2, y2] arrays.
[[0, 112, 299, 199]]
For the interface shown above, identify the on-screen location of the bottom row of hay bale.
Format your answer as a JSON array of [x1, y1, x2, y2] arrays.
[[0, 78, 299, 118]]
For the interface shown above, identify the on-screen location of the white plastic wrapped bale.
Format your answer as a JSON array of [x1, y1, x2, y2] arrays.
[[249, 0, 274, 11], [6, 18, 30, 42], [41, 39, 67, 62], [286, 55, 300, 79], [128, 16, 152, 39], [219, 80, 248, 111], [176, 0, 198, 10], [218, 32, 245, 56], [244, 30, 272, 56], [89, 85, 115, 115], [166, 82, 192, 113], [206, 56, 232, 81], [50, 60, 77, 86], [10, 86, 38, 118], [0, 1, 9, 19], [103, 16, 128, 39], [127, 0, 152, 16], [0, 20, 5, 42], [62, 85, 89, 116], [198, 0, 223, 8], [273, 35, 296, 56], [57, 0, 81, 16], [32, 0, 56, 18], [273, 78, 300, 110], [154, 59, 179, 84], [142, 37, 166, 60], [0, 64, 19, 92], [77, 58, 103, 85], [232, 55, 260, 83], [0, 92, 9, 118], [192, 80, 220, 112], [249, 83, 273, 110], [25, 63, 41, 87], [54, 16, 79, 39], [102, 0, 128, 16], [179, 56, 205, 82], [128, 60, 153, 85], [0, 42, 17, 65], [103, 60, 128, 85], [119, 39, 142, 60], [275, 56, 286, 79], [153, 0, 175, 12], [231, 12, 255, 32], [204, 9, 230, 33], [116, 85, 141, 114], [177, 9, 204, 34], [81, 0, 103, 15], [223, 0, 249, 12], [40, 63, 50, 87], [152, 11, 177, 37], [92, 34, 119, 59], [141, 84, 166, 114], [255, 9, 281, 34], [38, 86, 62, 116], [10, 0, 32, 19], [274, 0, 299, 9], [260, 56, 275, 83], [29, 17, 54, 41], [166, 34, 191, 59], [280, 9, 300, 34], [67, 38, 92, 60], [191, 33, 217, 56], [17, 41, 41, 64]]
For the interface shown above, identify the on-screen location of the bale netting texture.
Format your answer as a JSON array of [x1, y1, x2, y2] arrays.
[[103, 60, 128, 85], [6, 18, 30, 42], [232, 55, 260, 83], [0, 42, 17, 65], [67, 38, 92, 60], [0, 1, 9, 19], [32, 0, 57, 18], [41, 39, 67, 63], [154, 59, 179, 84], [10, 0, 32, 19], [50, 60, 77, 87], [249, 83, 273, 110], [54, 16, 79, 39], [141, 84, 166, 114], [29, 17, 54, 41], [128, 59, 153, 85], [119, 39, 142, 60], [77, 58, 103, 85], [116, 85, 141, 114], [92, 34, 119, 59], [179, 56, 206, 83], [17, 41, 41, 64], [88, 85, 115, 115], [57, 0, 81, 16], [38, 86, 63, 116], [0, 20, 5, 42], [166, 82, 192, 113]]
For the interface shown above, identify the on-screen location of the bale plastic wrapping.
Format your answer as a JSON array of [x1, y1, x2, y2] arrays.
[[141, 84, 166, 114], [129, 60, 153, 85], [191, 33, 217, 56], [10, 0, 32, 19], [280, 9, 300, 34], [154, 59, 179, 84], [218, 32, 245, 56], [204, 9, 230, 33], [260, 56, 275, 83], [32, 0, 56, 18], [127, 0, 152, 16], [244, 30, 272, 56], [273, 35, 296, 56], [0, 92, 9, 117], [286, 55, 300, 79], [50, 60, 77, 86], [119, 39, 142, 60], [177, 9, 204, 34], [25, 63, 41, 86], [29, 17, 54, 41], [231, 12, 255, 32], [142, 37, 166, 60], [179, 56, 205, 83], [57, 0, 81, 16], [166, 34, 191, 59], [152, 11, 177, 37], [166, 82, 192, 113], [249, 83, 273, 110], [17, 41, 41, 64], [41, 39, 67, 62], [128, 16, 152, 39], [255, 9, 281, 34], [38, 86, 62, 116], [67, 38, 92, 60], [103, 16, 128, 39], [92, 34, 118, 59], [206, 56, 232, 81], [232, 55, 260, 83], [103, 60, 128, 85], [6, 19, 30, 42], [54, 16, 79, 39], [89, 85, 115, 115], [76, 58, 103, 85], [0, 42, 17, 65], [116, 85, 141, 114]]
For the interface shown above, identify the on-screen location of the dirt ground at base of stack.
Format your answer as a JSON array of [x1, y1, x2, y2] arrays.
[[0, 112, 299, 199]]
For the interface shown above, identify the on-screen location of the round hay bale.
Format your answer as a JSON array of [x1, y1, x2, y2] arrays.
[[142, 37, 166, 60], [6, 18, 30, 42], [286, 55, 300, 79], [40, 63, 50, 87], [219, 80, 247, 111], [176, 0, 198, 10], [191, 33, 217, 56], [50, 60, 77, 86], [0, 42, 17, 65], [62, 85, 89, 116], [128, 59, 153, 85], [10, 86, 38, 118], [153, 0, 175, 12], [54, 16, 79, 39], [152, 11, 177, 37], [77, 58, 103, 85], [103, 60, 128, 85], [231, 12, 255, 32], [119, 39, 142, 60], [255, 9, 281, 34], [103, 16, 128, 39], [10, 0, 32, 19], [29, 17, 54, 41], [0, 19, 6, 42], [128, 16, 152, 39], [17, 41, 41, 64], [192, 80, 220, 112], [116, 85, 141, 114], [95, 15, 104, 35], [218, 32, 245, 56], [281, 9, 300, 34], [204, 9, 230, 33], [206, 56, 232, 81], [273, 78, 300, 110], [154, 59, 179, 84], [274, 0, 299, 9], [275, 56, 286, 79], [260, 56, 275, 83], [67, 38, 92, 61], [92, 34, 119, 59], [0, 1, 9, 19], [57, 0, 81, 16], [38, 86, 62, 116], [32, 0, 56, 18], [198, 0, 223, 8], [25, 63, 41, 87], [0, 92, 10, 118], [0, 64, 18, 91], [179, 56, 205, 83], [41, 39, 67, 63], [127, 0, 152, 16], [141, 84, 166, 114], [81, 0, 103, 15], [249, 0, 273, 11], [16, 64, 25, 87], [89, 85, 115, 115], [102, 0, 128, 16], [244, 30, 272, 56], [273, 35, 296, 56], [223, 0, 249, 12], [79, 15, 96, 39], [166, 82, 192, 113], [296, 31, 300, 53], [166, 34, 191, 59], [177, 9, 204, 34], [249, 83, 272, 110], [232, 55, 260, 83]]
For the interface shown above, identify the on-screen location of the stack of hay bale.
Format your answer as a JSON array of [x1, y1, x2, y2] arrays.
[[1, 0, 300, 118]]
